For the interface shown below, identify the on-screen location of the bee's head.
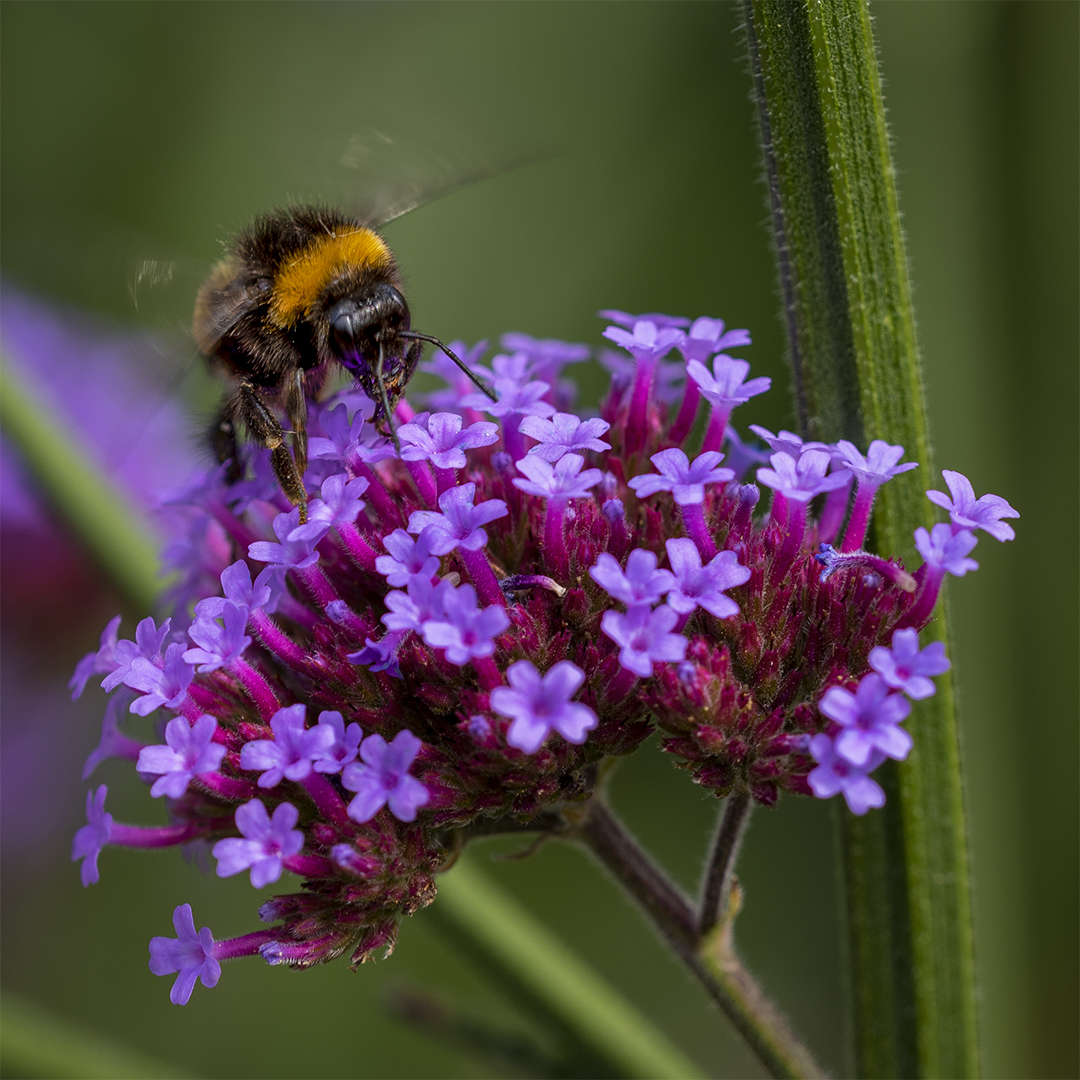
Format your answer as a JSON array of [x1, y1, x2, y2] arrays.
[[327, 281, 410, 371]]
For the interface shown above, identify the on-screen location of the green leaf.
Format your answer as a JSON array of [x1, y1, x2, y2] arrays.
[[744, 1, 978, 1076], [434, 856, 706, 1080]]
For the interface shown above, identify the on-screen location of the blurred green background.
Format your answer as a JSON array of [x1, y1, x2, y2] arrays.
[[0, 3, 1075, 1078]]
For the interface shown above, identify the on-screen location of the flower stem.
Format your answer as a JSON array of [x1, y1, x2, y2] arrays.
[[698, 789, 753, 938], [579, 799, 826, 1079], [744, 1, 977, 1073]]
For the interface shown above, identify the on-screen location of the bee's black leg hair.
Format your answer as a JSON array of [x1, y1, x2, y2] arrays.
[[234, 380, 309, 522], [401, 331, 498, 402]]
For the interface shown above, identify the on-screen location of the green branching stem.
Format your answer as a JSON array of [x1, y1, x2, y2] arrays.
[[580, 799, 826, 1080], [743, 1, 979, 1076]]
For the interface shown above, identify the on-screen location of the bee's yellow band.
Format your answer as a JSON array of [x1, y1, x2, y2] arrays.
[[270, 228, 392, 328]]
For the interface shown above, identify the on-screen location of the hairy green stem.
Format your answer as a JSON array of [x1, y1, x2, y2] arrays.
[[744, 1, 978, 1075], [581, 800, 826, 1079]]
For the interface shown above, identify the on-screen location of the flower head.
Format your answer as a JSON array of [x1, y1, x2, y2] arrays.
[[239, 704, 337, 788], [148, 904, 221, 1005], [807, 735, 886, 816], [397, 412, 499, 470], [421, 584, 510, 664], [664, 539, 750, 618], [914, 523, 979, 576], [869, 628, 950, 700], [491, 660, 598, 753], [819, 673, 912, 768], [590, 550, 675, 608], [757, 450, 851, 503], [342, 731, 429, 823], [601, 604, 688, 677], [518, 412, 612, 462], [72, 785, 112, 886], [212, 800, 304, 888], [513, 454, 603, 503], [138, 715, 226, 799], [926, 470, 1019, 541], [628, 449, 734, 506], [407, 484, 508, 554]]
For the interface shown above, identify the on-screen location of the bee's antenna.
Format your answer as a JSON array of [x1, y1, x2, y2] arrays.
[[401, 331, 498, 402], [374, 341, 403, 457]]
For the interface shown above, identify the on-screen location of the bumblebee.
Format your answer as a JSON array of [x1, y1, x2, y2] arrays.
[[193, 204, 493, 519]]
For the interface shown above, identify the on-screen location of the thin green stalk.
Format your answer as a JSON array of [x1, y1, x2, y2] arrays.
[[0, 352, 163, 613], [744, 1, 978, 1076], [435, 856, 706, 1080]]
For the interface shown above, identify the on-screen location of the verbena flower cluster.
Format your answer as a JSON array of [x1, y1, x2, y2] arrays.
[[70, 310, 1018, 1005]]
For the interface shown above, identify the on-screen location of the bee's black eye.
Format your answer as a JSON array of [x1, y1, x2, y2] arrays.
[[330, 305, 360, 351]]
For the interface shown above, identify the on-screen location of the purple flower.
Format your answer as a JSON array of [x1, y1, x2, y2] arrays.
[[686, 355, 771, 410], [598, 349, 685, 405], [747, 425, 819, 459], [677, 317, 752, 363], [341, 731, 430, 823], [194, 560, 278, 621], [628, 449, 734, 506], [124, 643, 194, 716], [518, 412, 612, 462], [602, 320, 685, 362], [869, 628, 950, 700], [100, 615, 173, 693], [462, 376, 555, 418], [926, 470, 1019, 541], [83, 689, 141, 779], [819, 673, 912, 768], [407, 483, 508, 555], [807, 734, 886, 816], [69, 614, 122, 698], [722, 426, 772, 481], [248, 508, 330, 571], [72, 784, 112, 886], [513, 453, 603, 502], [307, 473, 369, 528], [381, 577, 449, 634], [212, 799, 304, 888], [756, 450, 851, 503], [310, 711, 363, 774], [420, 339, 489, 410], [664, 539, 751, 618], [499, 334, 590, 388], [397, 412, 499, 470], [835, 439, 918, 486], [914, 523, 979, 576], [239, 704, 337, 788], [346, 631, 406, 678], [490, 660, 598, 753], [308, 401, 393, 468], [148, 904, 221, 1005], [600, 605, 688, 678], [599, 309, 691, 330], [137, 715, 226, 799], [375, 527, 442, 587], [589, 550, 675, 607], [421, 584, 510, 664], [183, 602, 252, 673]]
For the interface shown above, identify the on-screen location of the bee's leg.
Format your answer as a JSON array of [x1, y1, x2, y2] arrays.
[[284, 368, 309, 479], [235, 380, 309, 521], [374, 341, 402, 457]]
